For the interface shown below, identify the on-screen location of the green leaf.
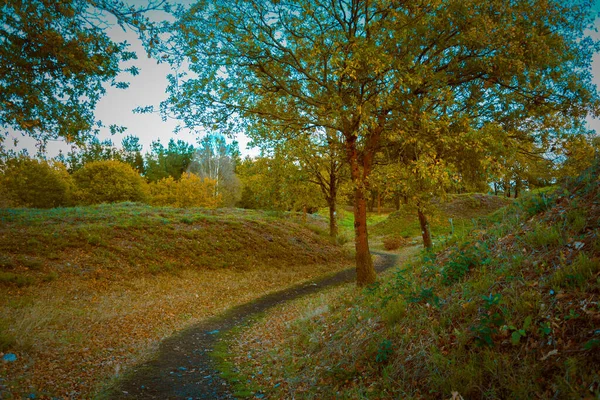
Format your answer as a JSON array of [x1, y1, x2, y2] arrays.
[[523, 316, 532, 331], [511, 331, 522, 345]]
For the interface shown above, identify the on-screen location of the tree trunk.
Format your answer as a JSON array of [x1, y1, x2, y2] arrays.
[[328, 199, 337, 239], [417, 206, 433, 250], [377, 190, 381, 214], [393, 193, 400, 210], [353, 185, 376, 285], [514, 179, 521, 199], [504, 180, 511, 198], [493, 182, 498, 196], [345, 135, 376, 286], [303, 205, 307, 224], [328, 167, 338, 238]]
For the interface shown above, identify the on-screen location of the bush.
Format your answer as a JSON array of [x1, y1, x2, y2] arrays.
[[73, 160, 147, 205], [0, 157, 73, 208], [383, 236, 407, 250], [148, 173, 221, 208], [440, 242, 491, 285]]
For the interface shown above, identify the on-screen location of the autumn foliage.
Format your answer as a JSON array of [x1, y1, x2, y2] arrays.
[[0, 157, 73, 208], [148, 172, 221, 208], [72, 160, 148, 205]]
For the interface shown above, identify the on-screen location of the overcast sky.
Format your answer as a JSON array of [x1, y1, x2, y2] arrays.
[[8, 5, 600, 159]]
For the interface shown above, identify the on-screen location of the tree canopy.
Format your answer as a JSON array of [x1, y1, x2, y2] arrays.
[[162, 0, 599, 285], [0, 0, 169, 146]]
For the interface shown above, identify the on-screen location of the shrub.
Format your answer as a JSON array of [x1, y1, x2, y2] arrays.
[[440, 242, 491, 285], [72, 160, 147, 205], [148, 176, 178, 206], [0, 157, 73, 208], [177, 173, 220, 208], [383, 236, 406, 250], [148, 173, 221, 208]]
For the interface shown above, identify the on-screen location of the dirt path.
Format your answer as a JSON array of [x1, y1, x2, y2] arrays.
[[106, 248, 417, 399]]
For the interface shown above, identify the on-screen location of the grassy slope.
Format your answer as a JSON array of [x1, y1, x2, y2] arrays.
[[0, 203, 351, 399], [230, 179, 599, 399], [371, 193, 512, 240]]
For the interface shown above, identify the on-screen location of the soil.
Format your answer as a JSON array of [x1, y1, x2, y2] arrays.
[[106, 249, 415, 399]]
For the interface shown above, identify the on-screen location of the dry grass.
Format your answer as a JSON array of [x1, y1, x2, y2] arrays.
[[229, 249, 421, 399], [0, 203, 351, 398]]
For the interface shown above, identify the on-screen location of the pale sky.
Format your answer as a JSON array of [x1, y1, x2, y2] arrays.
[[11, 19, 257, 158], [7, 5, 600, 158]]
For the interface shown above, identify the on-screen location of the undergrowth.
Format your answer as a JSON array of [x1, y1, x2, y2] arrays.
[[229, 167, 600, 399]]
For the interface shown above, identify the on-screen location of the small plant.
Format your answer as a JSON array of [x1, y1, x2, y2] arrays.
[[147, 261, 179, 275], [375, 339, 393, 363], [507, 316, 532, 345], [583, 338, 600, 350], [18, 256, 43, 270], [538, 321, 552, 337], [408, 286, 440, 307], [42, 272, 59, 282], [180, 216, 195, 224], [564, 309, 580, 320], [440, 242, 491, 285], [382, 297, 407, 325], [0, 272, 34, 287], [524, 223, 562, 248], [472, 293, 505, 347], [518, 192, 553, 217], [0, 325, 16, 352], [336, 232, 352, 246], [566, 209, 587, 233]]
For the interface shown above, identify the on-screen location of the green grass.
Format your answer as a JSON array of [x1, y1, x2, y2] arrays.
[[227, 179, 600, 398], [370, 194, 512, 247]]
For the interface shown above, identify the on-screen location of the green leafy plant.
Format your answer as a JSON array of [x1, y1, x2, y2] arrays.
[[518, 192, 553, 217], [376, 339, 393, 363], [408, 286, 440, 307], [472, 294, 505, 347], [508, 316, 532, 345], [441, 242, 491, 285], [538, 321, 552, 338]]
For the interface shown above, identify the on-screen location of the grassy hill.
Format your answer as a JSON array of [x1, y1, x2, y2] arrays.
[[0, 204, 351, 398], [228, 169, 599, 398], [370, 193, 512, 247]]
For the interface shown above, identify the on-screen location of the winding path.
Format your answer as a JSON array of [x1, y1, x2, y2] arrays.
[[107, 249, 415, 399]]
